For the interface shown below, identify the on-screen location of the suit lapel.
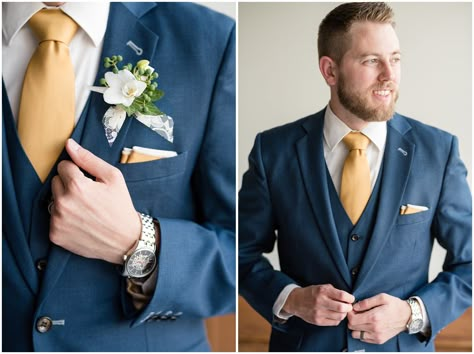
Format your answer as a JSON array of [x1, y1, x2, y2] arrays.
[[39, 3, 160, 304], [80, 2, 160, 164], [296, 110, 352, 288], [354, 115, 414, 291]]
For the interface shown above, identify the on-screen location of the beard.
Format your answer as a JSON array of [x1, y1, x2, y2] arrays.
[[337, 73, 399, 122]]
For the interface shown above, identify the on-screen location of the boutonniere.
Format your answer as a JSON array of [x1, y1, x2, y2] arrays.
[[90, 55, 174, 146]]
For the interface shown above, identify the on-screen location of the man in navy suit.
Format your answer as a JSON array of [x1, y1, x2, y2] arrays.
[[3, 2, 235, 351], [239, 2, 471, 351]]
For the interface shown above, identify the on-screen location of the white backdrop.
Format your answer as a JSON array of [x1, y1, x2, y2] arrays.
[[199, 2, 236, 19], [238, 2, 472, 281]]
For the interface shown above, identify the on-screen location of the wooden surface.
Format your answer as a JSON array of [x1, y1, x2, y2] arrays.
[[435, 307, 472, 352], [239, 296, 472, 352], [238, 296, 271, 352], [206, 313, 236, 352]]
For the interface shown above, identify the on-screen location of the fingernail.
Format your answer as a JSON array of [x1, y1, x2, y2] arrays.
[[68, 139, 80, 152]]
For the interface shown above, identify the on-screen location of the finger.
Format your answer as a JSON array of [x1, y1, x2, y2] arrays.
[[351, 331, 376, 343], [322, 297, 353, 313], [57, 160, 85, 186], [347, 309, 375, 327], [66, 139, 119, 183], [353, 293, 388, 312], [326, 286, 355, 305], [317, 309, 348, 322], [347, 321, 373, 331], [316, 318, 344, 327], [51, 175, 65, 200]]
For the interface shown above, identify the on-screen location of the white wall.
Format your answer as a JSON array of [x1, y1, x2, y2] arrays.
[[198, 2, 236, 19], [238, 2, 472, 281]]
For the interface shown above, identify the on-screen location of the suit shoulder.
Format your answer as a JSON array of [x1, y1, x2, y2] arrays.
[[259, 112, 321, 144], [144, 3, 234, 35], [393, 113, 456, 152]]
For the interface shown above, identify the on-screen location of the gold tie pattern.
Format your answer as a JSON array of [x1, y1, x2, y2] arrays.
[[18, 9, 79, 182], [340, 132, 371, 224]]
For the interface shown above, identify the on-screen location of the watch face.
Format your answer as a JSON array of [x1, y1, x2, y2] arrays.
[[410, 319, 424, 332], [126, 249, 156, 278]]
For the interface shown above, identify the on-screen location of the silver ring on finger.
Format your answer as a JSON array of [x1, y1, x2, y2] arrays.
[[48, 200, 54, 215], [360, 331, 365, 341]]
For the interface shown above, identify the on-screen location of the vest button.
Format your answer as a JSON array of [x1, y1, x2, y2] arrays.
[[36, 259, 47, 272], [36, 316, 53, 333], [351, 234, 360, 241], [351, 267, 359, 276]]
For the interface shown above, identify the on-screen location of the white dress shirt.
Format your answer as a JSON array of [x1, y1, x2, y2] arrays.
[[2, 2, 110, 124], [273, 105, 430, 334]]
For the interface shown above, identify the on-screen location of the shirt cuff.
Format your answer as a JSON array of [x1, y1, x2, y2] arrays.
[[126, 269, 158, 310], [412, 296, 431, 336], [272, 284, 301, 320]]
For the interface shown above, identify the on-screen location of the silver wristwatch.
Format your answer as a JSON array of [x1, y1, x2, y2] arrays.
[[406, 297, 424, 334], [122, 213, 157, 278]]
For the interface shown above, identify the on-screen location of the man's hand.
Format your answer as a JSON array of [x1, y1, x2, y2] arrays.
[[347, 293, 411, 344], [49, 139, 141, 264], [282, 284, 355, 326]]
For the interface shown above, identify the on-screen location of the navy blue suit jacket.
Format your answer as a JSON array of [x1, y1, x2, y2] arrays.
[[3, 3, 235, 351], [239, 109, 471, 351]]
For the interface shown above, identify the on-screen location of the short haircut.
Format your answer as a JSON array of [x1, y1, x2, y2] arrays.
[[318, 2, 395, 63]]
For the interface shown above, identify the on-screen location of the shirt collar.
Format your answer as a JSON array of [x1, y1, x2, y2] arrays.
[[323, 104, 387, 152], [2, 2, 110, 47]]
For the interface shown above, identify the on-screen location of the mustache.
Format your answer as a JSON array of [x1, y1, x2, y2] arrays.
[[372, 83, 397, 90]]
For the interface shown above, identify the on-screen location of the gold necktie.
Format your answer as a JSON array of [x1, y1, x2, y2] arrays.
[[340, 132, 371, 224], [18, 9, 79, 182]]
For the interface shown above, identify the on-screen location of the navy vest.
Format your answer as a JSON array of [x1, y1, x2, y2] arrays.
[[327, 165, 383, 283], [326, 163, 400, 351], [3, 82, 90, 269]]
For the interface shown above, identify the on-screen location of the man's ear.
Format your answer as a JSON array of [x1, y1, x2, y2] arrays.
[[319, 56, 337, 86]]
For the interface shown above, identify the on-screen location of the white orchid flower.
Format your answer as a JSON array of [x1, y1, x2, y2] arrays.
[[103, 70, 147, 107]]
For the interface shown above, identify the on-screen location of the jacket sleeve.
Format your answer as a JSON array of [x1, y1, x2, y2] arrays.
[[414, 136, 472, 345], [239, 133, 297, 323], [128, 25, 236, 326]]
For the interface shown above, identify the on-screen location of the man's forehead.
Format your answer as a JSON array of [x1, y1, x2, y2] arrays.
[[346, 21, 400, 54]]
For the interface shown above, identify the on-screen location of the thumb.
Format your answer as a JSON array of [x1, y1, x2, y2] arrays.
[[66, 139, 118, 183]]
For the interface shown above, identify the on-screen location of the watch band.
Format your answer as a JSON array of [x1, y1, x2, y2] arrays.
[[406, 297, 424, 334], [122, 213, 157, 278], [136, 213, 156, 252]]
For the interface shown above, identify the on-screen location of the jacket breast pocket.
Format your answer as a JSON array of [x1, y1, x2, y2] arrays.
[[395, 210, 431, 225], [116, 152, 189, 216], [117, 151, 188, 182]]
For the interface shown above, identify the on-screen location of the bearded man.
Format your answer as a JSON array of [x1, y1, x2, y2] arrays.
[[239, 2, 471, 351]]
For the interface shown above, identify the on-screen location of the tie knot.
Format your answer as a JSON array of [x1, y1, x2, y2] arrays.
[[343, 132, 370, 151], [28, 9, 78, 44]]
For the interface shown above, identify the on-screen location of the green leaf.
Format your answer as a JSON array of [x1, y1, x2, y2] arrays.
[[145, 103, 163, 116], [148, 89, 164, 102]]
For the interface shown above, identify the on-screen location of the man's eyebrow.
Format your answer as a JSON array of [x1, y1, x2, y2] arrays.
[[357, 51, 402, 58]]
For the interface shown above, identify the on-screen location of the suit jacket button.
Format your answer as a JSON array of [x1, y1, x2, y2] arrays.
[[36, 316, 52, 333], [36, 259, 47, 273], [351, 267, 359, 276], [351, 234, 360, 241]]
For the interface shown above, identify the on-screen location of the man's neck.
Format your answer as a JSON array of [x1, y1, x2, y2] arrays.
[[328, 100, 368, 131]]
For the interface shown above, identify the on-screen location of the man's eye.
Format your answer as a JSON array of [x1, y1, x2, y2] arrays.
[[392, 57, 401, 63], [365, 58, 378, 64]]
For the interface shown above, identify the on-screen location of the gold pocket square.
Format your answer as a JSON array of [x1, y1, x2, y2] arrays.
[[400, 204, 429, 215], [121, 146, 177, 164]]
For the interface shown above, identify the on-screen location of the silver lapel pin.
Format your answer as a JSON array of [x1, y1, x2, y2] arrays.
[[126, 40, 143, 55], [397, 147, 408, 156]]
